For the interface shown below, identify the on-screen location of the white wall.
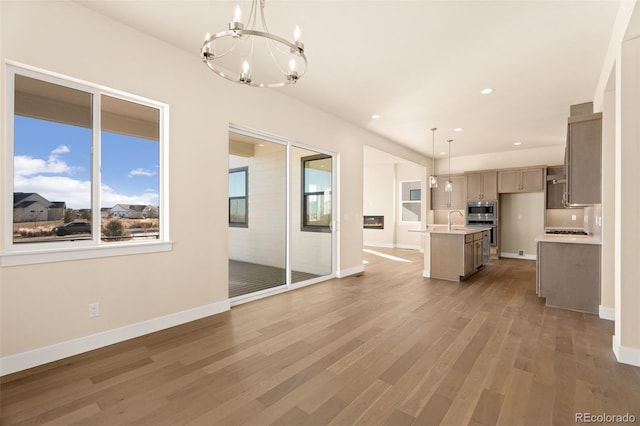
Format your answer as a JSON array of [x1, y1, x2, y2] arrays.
[[435, 145, 564, 175], [499, 193, 545, 259], [395, 163, 425, 249], [363, 148, 425, 249], [363, 162, 396, 247], [228, 142, 286, 268], [0, 1, 426, 371]]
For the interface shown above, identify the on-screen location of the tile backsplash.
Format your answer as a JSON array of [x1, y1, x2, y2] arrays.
[[545, 208, 584, 228]]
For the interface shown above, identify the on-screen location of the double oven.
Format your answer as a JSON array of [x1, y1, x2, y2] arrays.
[[466, 200, 498, 246]]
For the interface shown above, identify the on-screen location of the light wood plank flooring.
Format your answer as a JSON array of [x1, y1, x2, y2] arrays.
[[2, 248, 639, 425]]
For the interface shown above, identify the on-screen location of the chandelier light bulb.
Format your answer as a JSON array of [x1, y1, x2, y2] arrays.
[[289, 58, 297, 72], [233, 5, 242, 23], [204, 32, 210, 42], [240, 60, 252, 84], [294, 25, 301, 42]]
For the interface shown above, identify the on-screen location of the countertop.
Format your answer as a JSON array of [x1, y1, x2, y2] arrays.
[[535, 234, 601, 245], [410, 225, 493, 235]]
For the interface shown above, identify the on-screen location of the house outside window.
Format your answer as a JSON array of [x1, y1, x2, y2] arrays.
[[400, 181, 421, 222], [3, 64, 170, 264], [302, 154, 332, 232], [229, 167, 248, 227]]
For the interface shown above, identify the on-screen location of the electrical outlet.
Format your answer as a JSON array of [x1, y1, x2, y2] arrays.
[[571, 214, 577, 221], [89, 303, 100, 318], [518, 249, 525, 256]]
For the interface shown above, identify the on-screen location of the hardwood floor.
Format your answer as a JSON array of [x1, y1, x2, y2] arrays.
[[2, 248, 639, 425]]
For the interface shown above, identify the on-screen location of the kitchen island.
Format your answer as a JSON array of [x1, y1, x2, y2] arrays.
[[413, 226, 491, 282], [535, 233, 601, 314]]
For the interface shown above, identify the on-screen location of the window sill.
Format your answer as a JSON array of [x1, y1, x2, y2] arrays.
[[0, 241, 173, 267]]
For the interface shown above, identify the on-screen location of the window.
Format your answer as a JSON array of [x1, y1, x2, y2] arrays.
[[302, 154, 332, 231], [229, 167, 248, 227], [3, 64, 169, 264], [401, 181, 421, 222]]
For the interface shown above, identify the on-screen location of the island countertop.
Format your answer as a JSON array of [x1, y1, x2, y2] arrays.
[[410, 225, 493, 235]]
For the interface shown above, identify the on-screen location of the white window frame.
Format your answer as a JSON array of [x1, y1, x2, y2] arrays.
[[1, 62, 171, 266], [399, 180, 422, 224]]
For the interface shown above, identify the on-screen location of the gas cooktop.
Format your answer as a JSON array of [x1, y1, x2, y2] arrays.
[[545, 229, 588, 236]]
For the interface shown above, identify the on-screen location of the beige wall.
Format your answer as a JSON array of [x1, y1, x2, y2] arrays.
[[499, 193, 545, 258], [0, 1, 425, 365], [435, 146, 564, 175], [363, 161, 396, 247], [395, 162, 425, 249], [362, 152, 425, 249], [593, 0, 640, 365]]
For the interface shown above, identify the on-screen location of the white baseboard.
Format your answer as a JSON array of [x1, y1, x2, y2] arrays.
[[613, 334, 640, 367], [337, 264, 365, 278], [599, 305, 615, 321], [500, 252, 537, 260], [395, 244, 421, 250], [0, 300, 230, 377], [363, 242, 395, 248]]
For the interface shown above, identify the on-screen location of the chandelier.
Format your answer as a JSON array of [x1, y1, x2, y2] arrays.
[[201, 0, 308, 88]]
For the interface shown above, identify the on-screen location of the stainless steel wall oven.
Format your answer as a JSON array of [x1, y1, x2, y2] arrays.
[[466, 201, 498, 246]]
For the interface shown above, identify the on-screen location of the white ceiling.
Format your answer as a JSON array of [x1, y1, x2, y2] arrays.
[[76, 0, 620, 159]]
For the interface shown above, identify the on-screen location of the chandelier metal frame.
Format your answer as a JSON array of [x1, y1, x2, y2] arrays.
[[201, 0, 307, 88]]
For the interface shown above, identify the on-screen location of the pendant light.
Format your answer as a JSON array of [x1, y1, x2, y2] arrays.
[[428, 128, 438, 188], [445, 139, 453, 193]]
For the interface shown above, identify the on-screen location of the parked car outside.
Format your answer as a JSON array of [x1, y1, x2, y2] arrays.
[[53, 221, 91, 236]]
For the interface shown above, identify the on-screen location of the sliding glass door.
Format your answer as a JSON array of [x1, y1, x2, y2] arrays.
[[290, 146, 333, 283], [228, 128, 334, 302], [228, 133, 287, 298]]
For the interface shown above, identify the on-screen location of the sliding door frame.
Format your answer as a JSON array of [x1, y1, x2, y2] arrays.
[[229, 123, 337, 306]]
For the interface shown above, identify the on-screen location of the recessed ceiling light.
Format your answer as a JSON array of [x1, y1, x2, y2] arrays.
[[480, 88, 494, 95], [440, 151, 447, 155], [454, 128, 463, 132], [371, 114, 381, 120], [514, 141, 522, 146]]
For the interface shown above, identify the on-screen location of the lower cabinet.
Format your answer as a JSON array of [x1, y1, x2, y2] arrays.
[[432, 232, 486, 282], [536, 241, 600, 314]]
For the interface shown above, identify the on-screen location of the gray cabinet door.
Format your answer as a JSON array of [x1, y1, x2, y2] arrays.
[[466, 173, 482, 200], [498, 170, 520, 193], [537, 242, 600, 314], [431, 175, 465, 209], [520, 168, 544, 192], [482, 172, 498, 200], [468, 172, 498, 200], [567, 113, 602, 205], [498, 168, 544, 193]]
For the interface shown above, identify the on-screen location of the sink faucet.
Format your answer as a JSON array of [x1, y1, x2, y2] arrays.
[[448, 210, 463, 231]]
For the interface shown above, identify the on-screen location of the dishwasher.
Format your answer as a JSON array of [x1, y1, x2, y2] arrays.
[[482, 229, 490, 264]]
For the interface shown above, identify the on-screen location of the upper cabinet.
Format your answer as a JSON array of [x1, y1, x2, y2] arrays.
[[565, 112, 602, 205], [498, 167, 544, 193], [431, 175, 465, 210], [546, 165, 566, 209], [466, 171, 498, 201]]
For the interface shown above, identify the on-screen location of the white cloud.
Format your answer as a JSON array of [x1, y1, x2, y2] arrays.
[[51, 145, 70, 156], [14, 145, 158, 209], [14, 145, 80, 177], [128, 168, 157, 178]]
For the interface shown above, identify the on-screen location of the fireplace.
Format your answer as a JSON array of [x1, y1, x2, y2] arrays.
[[363, 215, 384, 229]]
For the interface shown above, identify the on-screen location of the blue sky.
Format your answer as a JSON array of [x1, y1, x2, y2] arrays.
[[14, 116, 159, 209]]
